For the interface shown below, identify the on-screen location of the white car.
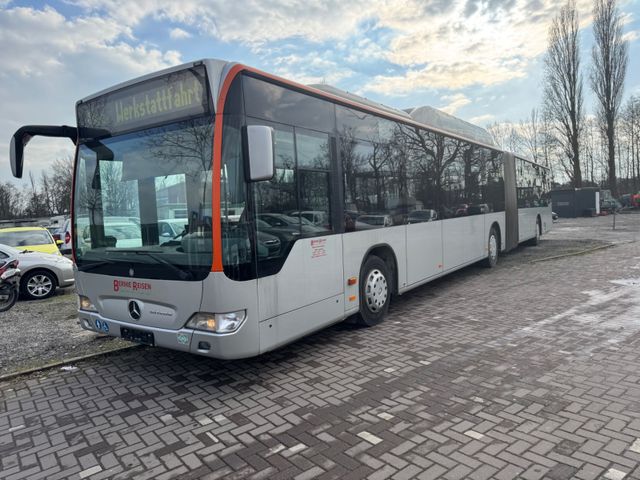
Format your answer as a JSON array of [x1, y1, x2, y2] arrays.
[[158, 219, 189, 243], [355, 214, 394, 230], [58, 218, 73, 255], [78, 221, 142, 249], [407, 209, 438, 224], [0, 243, 75, 300], [289, 210, 328, 226]]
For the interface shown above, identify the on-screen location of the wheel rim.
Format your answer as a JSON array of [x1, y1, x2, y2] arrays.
[[365, 269, 388, 313], [536, 223, 540, 241], [27, 274, 53, 297], [489, 234, 498, 261]]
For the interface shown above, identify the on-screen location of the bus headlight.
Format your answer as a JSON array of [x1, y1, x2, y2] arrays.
[[186, 310, 246, 334], [78, 295, 97, 312]]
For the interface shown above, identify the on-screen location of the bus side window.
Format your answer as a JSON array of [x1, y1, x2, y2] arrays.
[[296, 129, 333, 235], [254, 125, 298, 276]]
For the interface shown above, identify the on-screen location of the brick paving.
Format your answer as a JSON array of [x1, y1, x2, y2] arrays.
[[2, 215, 640, 479]]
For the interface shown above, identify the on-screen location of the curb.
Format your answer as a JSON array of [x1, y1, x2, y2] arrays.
[[529, 242, 616, 264], [0, 344, 141, 383]]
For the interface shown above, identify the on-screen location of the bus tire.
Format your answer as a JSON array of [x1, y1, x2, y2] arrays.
[[527, 218, 541, 246], [483, 226, 499, 268], [356, 255, 391, 327]]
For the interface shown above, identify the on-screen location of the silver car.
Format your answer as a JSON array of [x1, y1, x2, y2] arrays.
[[0, 244, 75, 300]]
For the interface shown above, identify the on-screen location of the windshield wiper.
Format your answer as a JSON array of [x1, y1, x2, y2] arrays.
[[109, 249, 193, 280]]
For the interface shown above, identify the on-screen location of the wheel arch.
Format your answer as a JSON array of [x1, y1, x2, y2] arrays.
[[362, 243, 399, 295], [20, 267, 59, 289], [490, 221, 502, 251]]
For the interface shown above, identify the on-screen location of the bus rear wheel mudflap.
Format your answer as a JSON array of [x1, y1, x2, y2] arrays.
[[483, 226, 499, 268], [357, 255, 391, 327]]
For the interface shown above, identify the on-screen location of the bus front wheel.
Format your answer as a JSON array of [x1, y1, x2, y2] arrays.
[[357, 255, 391, 327]]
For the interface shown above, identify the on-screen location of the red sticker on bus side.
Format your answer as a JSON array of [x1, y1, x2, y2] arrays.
[[311, 238, 327, 258]]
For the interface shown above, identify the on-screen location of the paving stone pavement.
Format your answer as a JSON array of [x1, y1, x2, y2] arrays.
[[2, 215, 640, 480]]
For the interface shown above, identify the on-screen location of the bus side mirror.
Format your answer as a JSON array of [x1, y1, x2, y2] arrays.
[[245, 125, 275, 182], [10, 134, 27, 179], [9, 125, 78, 179]]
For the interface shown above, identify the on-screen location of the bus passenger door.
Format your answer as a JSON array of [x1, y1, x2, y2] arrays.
[[254, 127, 344, 350]]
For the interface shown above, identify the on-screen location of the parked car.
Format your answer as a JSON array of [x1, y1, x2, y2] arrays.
[[257, 213, 324, 235], [552, 211, 559, 220], [45, 225, 61, 241], [158, 218, 189, 244], [58, 218, 73, 255], [355, 214, 394, 230], [0, 243, 74, 300], [407, 209, 438, 224], [454, 204, 469, 217], [601, 198, 622, 213], [289, 210, 329, 226], [79, 222, 142, 249], [467, 203, 492, 215], [0, 227, 62, 256]]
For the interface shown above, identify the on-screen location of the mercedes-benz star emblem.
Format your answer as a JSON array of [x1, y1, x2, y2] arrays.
[[128, 300, 141, 320]]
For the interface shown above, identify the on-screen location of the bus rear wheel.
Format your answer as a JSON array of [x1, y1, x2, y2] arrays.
[[528, 219, 541, 246], [357, 255, 391, 327], [483, 227, 499, 268]]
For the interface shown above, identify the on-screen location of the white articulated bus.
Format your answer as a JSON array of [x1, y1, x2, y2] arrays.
[[9, 59, 551, 359]]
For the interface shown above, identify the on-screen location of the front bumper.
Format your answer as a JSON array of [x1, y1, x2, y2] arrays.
[[77, 310, 260, 359]]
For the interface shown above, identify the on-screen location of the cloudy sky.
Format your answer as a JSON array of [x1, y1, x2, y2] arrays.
[[1, 0, 639, 185]]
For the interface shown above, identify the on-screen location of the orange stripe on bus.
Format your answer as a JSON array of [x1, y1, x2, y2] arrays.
[[211, 64, 245, 272], [70, 142, 79, 264]]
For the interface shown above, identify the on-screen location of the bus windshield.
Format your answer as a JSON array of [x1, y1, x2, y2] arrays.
[[73, 117, 214, 281]]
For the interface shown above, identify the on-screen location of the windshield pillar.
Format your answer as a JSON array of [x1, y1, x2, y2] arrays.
[[138, 177, 160, 246]]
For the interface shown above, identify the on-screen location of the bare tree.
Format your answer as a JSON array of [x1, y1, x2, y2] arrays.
[[621, 96, 640, 192], [543, 0, 584, 187], [50, 156, 73, 215], [519, 109, 542, 164], [0, 182, 23, 220], [486, 122, 520, 153], [590, 0, 629, 197]]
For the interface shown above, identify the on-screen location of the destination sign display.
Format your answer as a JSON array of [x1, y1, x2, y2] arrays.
[[77, 65, 210, 137]]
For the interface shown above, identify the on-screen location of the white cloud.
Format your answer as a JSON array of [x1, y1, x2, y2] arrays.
[[439, 93, 471, 115], [469, 114, 495, 125], [271, 54, 354, 85], [169, 27, 192, 39], [364, 59, 529, 95], [69, 0, 373, 44], [0, 5, 182, 184], [363, 0, 594, 93], [65, 0, 602, 96]]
